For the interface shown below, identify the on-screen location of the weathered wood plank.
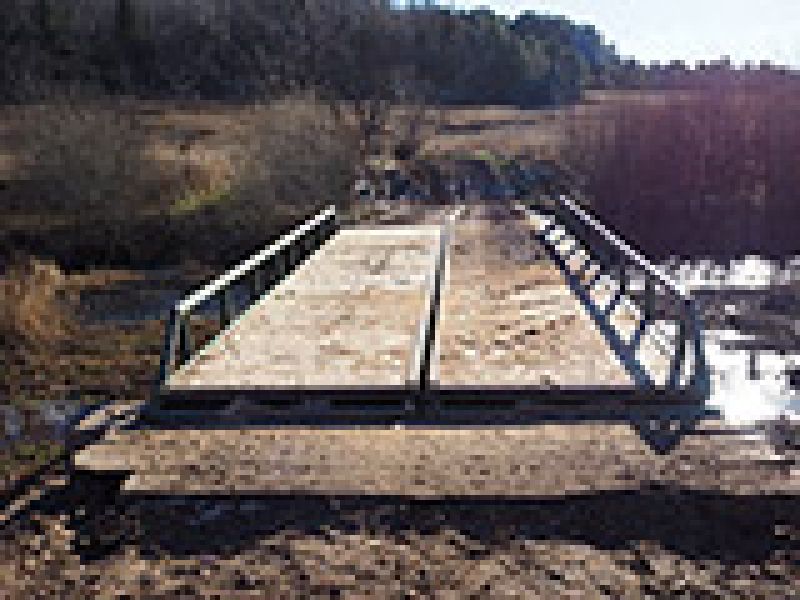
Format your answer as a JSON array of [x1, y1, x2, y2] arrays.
[[165, 226, 441, 390], [433, 211, 631, 389], [74, 423, 798, 497]]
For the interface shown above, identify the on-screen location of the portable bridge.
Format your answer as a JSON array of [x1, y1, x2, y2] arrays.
[[150, 196, 710, 441], [69, 195, 744, 499]]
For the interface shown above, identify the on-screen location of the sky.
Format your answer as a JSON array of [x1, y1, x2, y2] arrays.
[[395, 0, 800, 67]]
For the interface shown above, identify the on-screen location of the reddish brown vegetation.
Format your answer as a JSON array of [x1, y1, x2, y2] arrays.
[[564, 75, 800, 258]]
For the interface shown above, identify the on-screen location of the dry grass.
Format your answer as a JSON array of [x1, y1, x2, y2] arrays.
[[423, 105, 565, 162], [0, 258, 80, 488], [0, 256, 186, 489], [0, 93, 360, 268], [0, 258, 77, 404], [6, 101, 180, 219], [0, 258, 72, 351]]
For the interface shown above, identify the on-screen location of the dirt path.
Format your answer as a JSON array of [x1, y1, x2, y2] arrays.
[[2, 468, 797, 598]]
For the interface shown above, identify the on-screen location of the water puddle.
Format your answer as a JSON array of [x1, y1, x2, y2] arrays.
[[666, 256, 800, 434], [705, 329, 800, 424]]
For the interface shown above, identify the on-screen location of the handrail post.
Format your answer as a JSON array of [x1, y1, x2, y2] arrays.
[[286, 237, 297, 271], [219, 288, 234, 328], [278, 245, 290, 284], [302, 228, 312, 260], [252, 266, 265, 301], [325, 211, 337, 244], [688, 305, 711, 396], [667, 308, 688, 389], [179, 314, 192, 365], [628, 274, 655, 355], [158, 308, 181, 385], [644, 277, 656, 322]]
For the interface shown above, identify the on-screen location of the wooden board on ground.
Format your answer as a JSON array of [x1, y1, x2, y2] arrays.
[[74, 423, 797, 497]]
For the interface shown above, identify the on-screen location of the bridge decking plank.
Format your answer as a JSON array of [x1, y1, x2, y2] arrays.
[[165, 226, 441, 390], [74, 423, 797, 496], [433, 212, 631, 388]]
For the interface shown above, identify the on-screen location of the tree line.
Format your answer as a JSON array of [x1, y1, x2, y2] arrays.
[[0, 0, 622, 106]]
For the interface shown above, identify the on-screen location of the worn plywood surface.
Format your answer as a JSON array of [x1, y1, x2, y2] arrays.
[[74, 422, 798, 497], [433, 212, 631, 388], [166, 226, 440, 389]]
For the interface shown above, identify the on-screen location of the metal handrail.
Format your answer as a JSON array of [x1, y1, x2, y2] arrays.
[[158, 205, 338, 385], [523, 195, 710, 399], [556, 195, 689, 301]]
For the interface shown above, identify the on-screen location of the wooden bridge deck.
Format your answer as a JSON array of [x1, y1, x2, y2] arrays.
[[71, 201, 741, 496], [162, 208, 637, 409]]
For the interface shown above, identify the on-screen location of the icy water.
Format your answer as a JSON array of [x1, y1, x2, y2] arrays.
[[662, 256, 800, 426]]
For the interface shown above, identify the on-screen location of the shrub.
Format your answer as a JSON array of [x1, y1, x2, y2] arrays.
[[2, 93, 360, 268], [14, 98, 171, 221], [211, 92, 359, 258], [0, 256, 73, 401], [3, 97, 192, 267], [0, 257, 71, 348]]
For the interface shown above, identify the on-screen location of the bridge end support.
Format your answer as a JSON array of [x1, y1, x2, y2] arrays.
[[630, 407, 710, 454]]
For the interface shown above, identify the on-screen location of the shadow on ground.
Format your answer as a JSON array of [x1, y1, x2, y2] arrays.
[[32, 472, 797, 569]]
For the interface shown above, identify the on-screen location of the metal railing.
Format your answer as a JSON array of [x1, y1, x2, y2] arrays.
[[157, 205, 339, 386], [520, 194, 711, 400]]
